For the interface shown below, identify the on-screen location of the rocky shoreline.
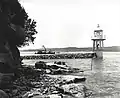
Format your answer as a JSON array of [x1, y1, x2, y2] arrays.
[[21, 53, 95, 59], [2, 61, 93, 98]]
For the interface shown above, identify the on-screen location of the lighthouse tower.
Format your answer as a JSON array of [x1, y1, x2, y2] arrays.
[[91, 24, 106, 58]]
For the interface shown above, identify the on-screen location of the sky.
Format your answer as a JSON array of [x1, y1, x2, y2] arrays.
[[20, 0, 120, 49]]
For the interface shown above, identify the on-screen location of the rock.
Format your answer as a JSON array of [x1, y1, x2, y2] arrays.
[[48, 94, 61, 98], [52, 91, 59, 94], [51, 69, 66, 75], [68, 67, 82, 73], [51, 68, 82, 75], [35, 61, 47, 69], [63, 75, 85, 82], [54, 75, 86, 84], [22, 91, 31, 98], [49, 64, 62, 69], [66, 77, 86, 84], [54, 61, 66, 65], [31, 96, 46, 98], [61, 94, 75, 98], [62, 83, 84, 92], [0, 73, 14, 89], [46, 62, 82, 75], [35, 61, 82, 75], [23, 92, 62, 98], [12, 89, 18, 95], [60, 83, 93, 98], [22, 90, 42, 98], [46, 62, 68, 69], [8, 64, 88, 98], [61, 83, 85, 98], [31, 94, 61, 98], [45, 69, 51, 74], [0, 89, 9, 98]]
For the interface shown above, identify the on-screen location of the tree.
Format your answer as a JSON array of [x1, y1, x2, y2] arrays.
[[0, 0, 38, 67], [10, 2, 38, 47], [20, 12, 38, 46], [1, 0, 38, 47]]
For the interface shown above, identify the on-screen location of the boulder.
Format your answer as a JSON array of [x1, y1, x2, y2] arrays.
[[51, 68, 82, 75], [60, 83, 93, 98], [45, 69, 51, 74], [35, 61, 47, 69], [46, 62, 68, 69], [46, 62, 82, 75], [51, 69, 67, 75], [22, 90, 42, 98], [61, 83, 85, 98], [54, 61, 66, 65], [48, 94, 61, 98], [0, 73, 14, 89], [35, 61, 68, 70], [31, 94, 61, 98], [23, 91, 62, 98], [61, 75, 86, 83], [49, 75, 86, 85], [0, 89, 9, 98]]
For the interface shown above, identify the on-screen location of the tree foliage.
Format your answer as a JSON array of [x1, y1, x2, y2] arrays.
[[13, 2, 38, 47], [14, 7, 38, 47], [0, 0, 38, 47], [22, 14, 38, 46]]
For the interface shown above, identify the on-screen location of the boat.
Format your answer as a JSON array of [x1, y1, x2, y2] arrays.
[[35, 45, 55, 54]]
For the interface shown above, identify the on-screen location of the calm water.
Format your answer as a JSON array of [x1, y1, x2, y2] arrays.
[[21, 52, 120, 98]]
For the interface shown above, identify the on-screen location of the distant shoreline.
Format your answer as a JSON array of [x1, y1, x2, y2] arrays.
[[20, 46, 120, 52]]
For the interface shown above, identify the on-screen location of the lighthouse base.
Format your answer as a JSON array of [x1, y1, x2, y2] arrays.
[[94, 51, 103, 59]]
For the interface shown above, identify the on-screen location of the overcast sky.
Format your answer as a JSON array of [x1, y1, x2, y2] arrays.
[[20, 0, 120, 49]]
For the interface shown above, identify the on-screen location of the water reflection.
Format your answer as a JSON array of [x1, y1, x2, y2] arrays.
[[91, 58, 104, 82], [87, 58, 120, 98], [91, 58, 104, 70]]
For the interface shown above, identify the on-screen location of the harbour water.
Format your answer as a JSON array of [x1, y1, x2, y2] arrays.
[[21, 52, 120, 98]]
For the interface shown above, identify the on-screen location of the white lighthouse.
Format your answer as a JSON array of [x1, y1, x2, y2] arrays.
[[91, 24, 106, 58]]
